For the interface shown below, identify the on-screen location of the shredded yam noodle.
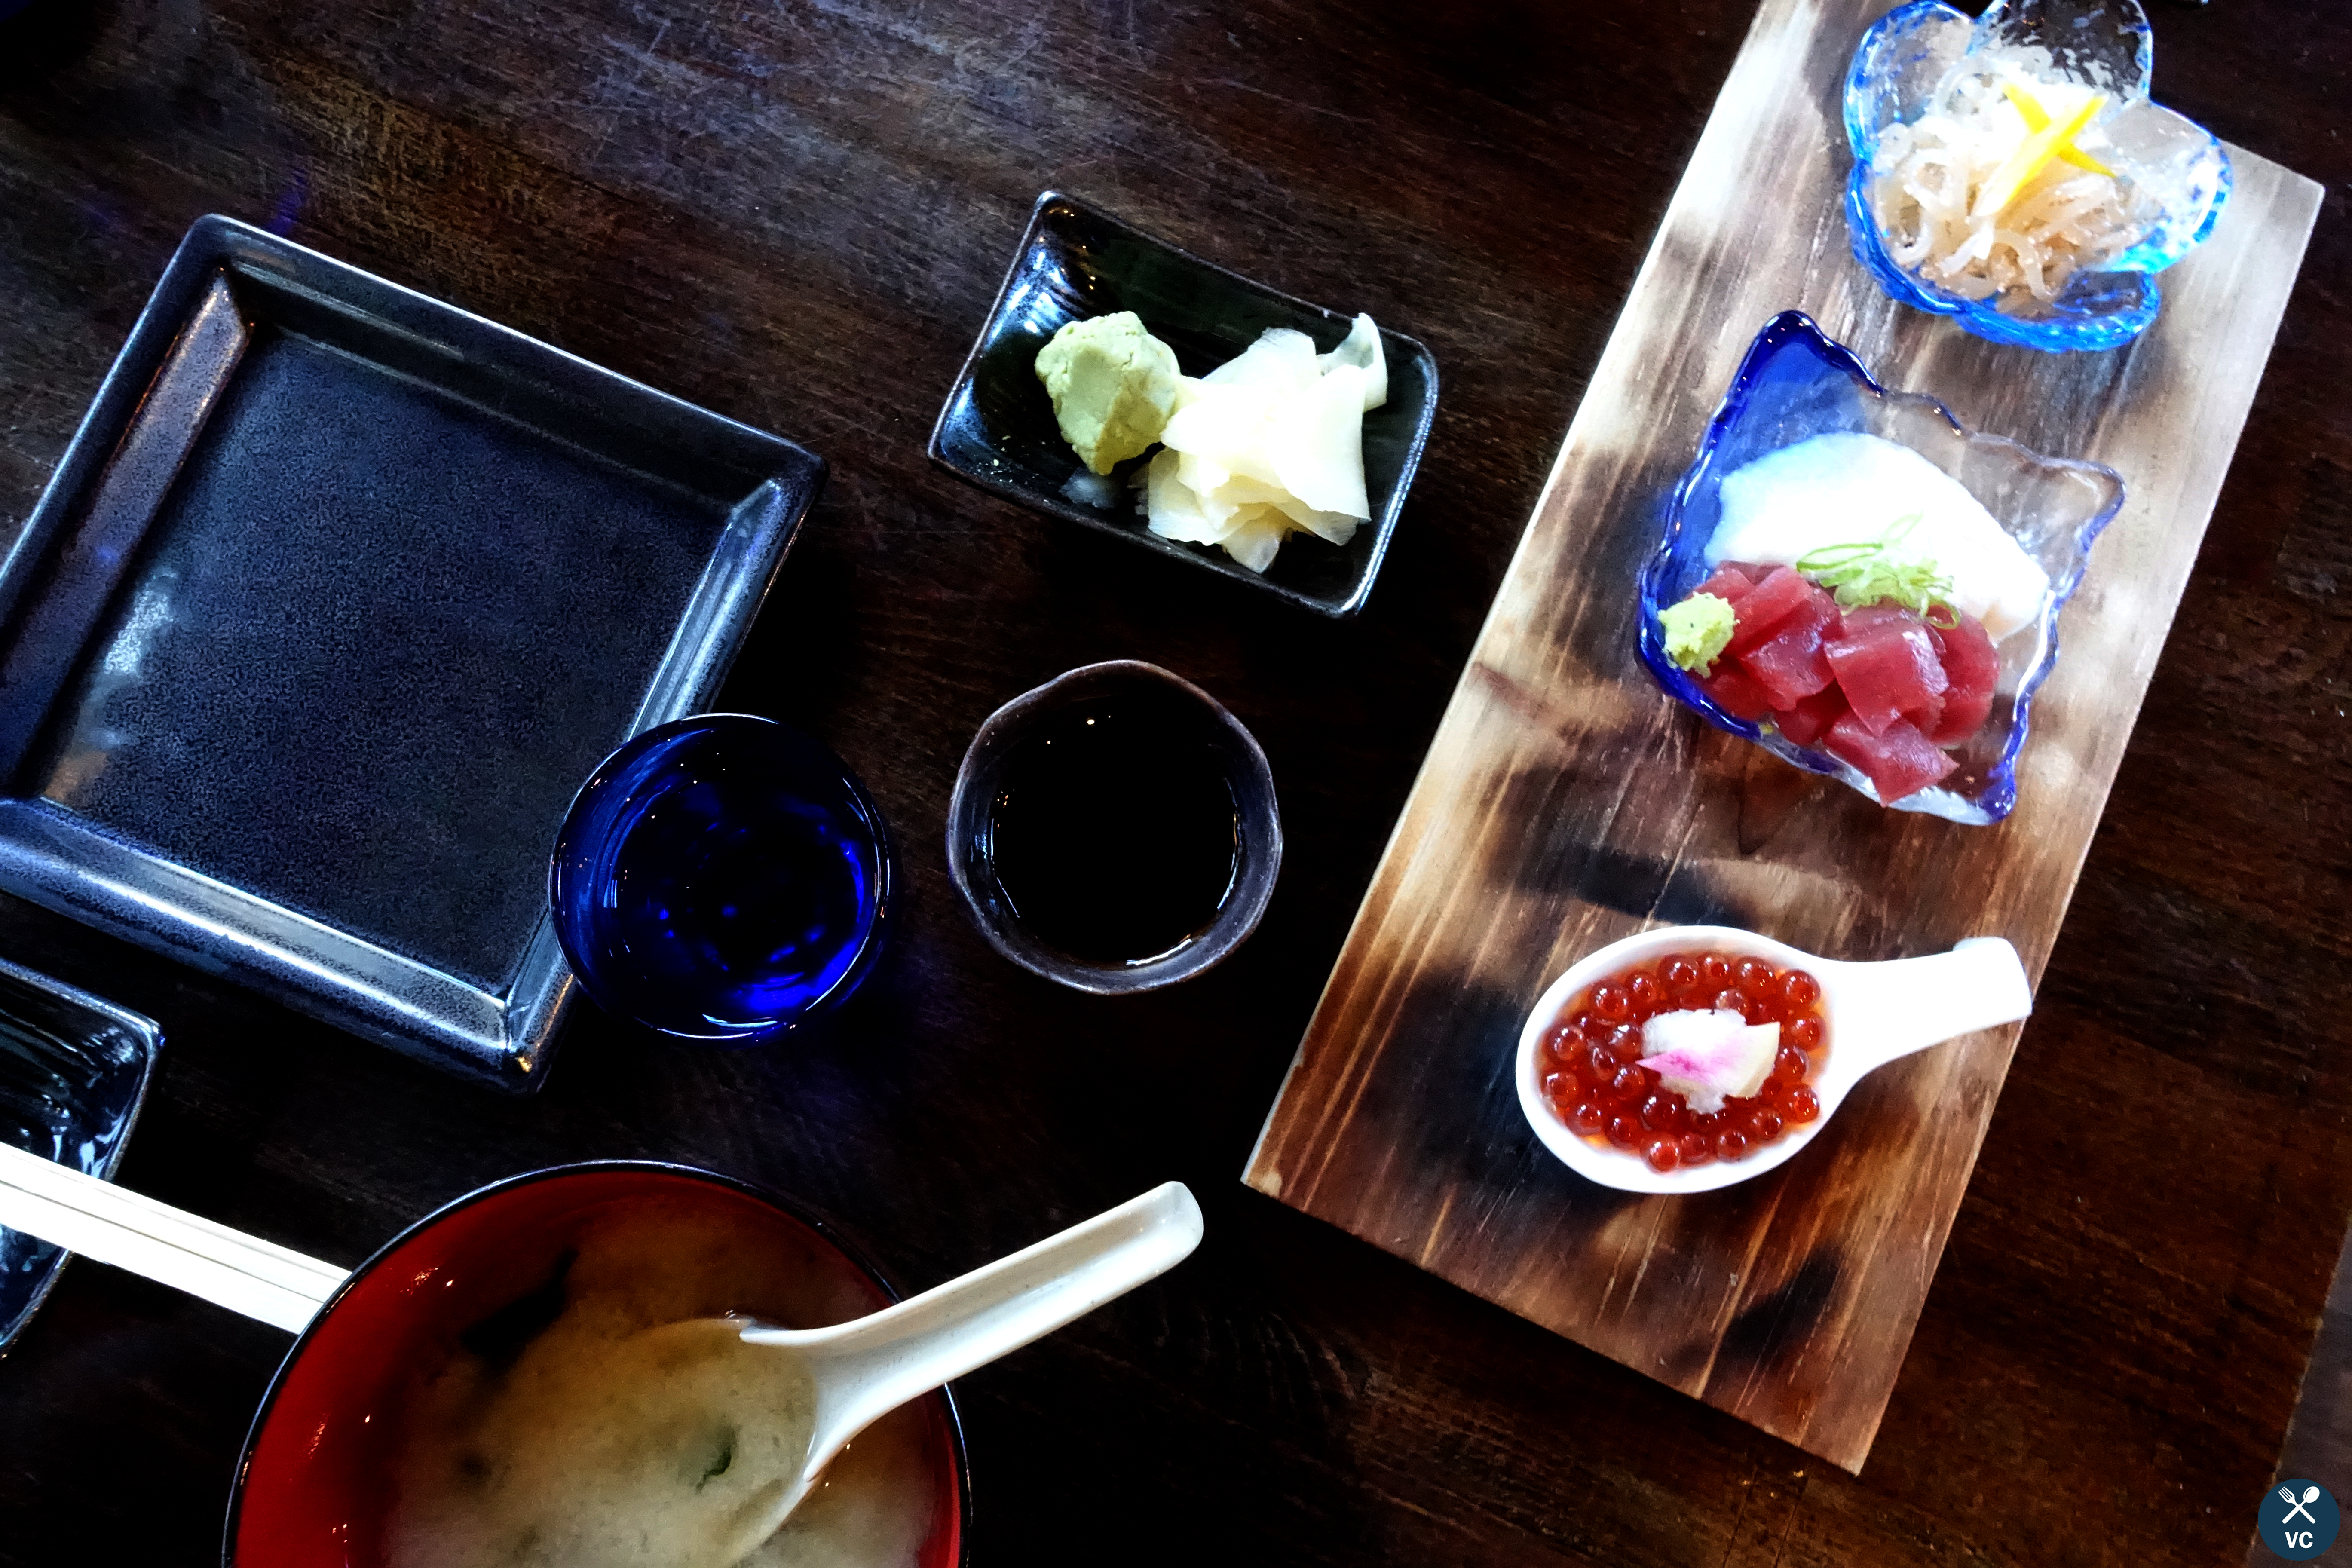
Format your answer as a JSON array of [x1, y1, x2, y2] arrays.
[[1871, 68, 2142, 309]]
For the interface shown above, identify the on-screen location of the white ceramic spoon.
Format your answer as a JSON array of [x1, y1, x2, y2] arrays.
[[1516, 925, 2032, 1195], [713, 1181, 1203, 1558]]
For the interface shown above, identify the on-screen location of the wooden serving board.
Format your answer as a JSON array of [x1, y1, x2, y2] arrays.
[[1243, 0, 2321, 1473]]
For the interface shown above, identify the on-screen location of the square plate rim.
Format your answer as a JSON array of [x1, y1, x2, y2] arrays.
[[0, 214, 825, 1092]]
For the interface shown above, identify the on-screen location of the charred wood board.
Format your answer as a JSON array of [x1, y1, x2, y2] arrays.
[[1243, 0, 2322, 1473]]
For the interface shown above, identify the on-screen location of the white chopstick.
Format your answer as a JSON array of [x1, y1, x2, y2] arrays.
[[0, 1140, 346, 1333]]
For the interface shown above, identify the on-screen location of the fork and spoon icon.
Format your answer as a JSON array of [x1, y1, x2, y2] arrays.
[[2281, 1485, 2322, 1525]]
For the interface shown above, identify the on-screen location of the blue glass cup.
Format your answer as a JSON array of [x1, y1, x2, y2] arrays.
[[549, 714, 892, 1044]]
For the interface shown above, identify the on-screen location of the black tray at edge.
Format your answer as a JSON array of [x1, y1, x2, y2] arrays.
[[0, 215, 826, 1092]]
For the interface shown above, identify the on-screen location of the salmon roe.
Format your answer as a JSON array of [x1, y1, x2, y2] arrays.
[[1540, 949, 1828, 1172]]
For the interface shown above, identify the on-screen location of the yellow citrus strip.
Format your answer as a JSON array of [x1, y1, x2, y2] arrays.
[[2000, 82, 2113, 175], [2003, 80, 2054, 132], [2002, 82, 2119, 177], [1976, 88, 2111, 217], [2056, 141, 2116, 178]]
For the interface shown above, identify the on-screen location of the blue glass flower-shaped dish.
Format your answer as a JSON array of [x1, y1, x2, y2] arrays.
[[1635, 313, 2125, 824], [1845, 0, 2230, 352]]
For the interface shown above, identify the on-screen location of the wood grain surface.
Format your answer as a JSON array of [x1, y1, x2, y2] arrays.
[[1245, 0, 2322, 1474], [0, 0, 2346, 1564]]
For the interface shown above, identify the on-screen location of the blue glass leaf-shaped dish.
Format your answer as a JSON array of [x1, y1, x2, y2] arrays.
[[1635, 313, 2125, 824], [1845, 0, 2230, 352]]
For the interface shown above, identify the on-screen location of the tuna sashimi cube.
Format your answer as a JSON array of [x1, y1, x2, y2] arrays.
[[1926, 611, 2000, 746], [1697, 660, 1775, 721], [1725, 567, 1818, 655], [1737, 591, 1838, 709], [1772, 686, 1849, 748], [1825, 711, 1958, 802], [1693, 563, 1757, 606], [1824, 605, 1948, 736], [1907, 685, 1945, 739]]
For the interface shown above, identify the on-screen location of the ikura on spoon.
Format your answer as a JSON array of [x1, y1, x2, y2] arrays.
[[1516, 924, 2032, 1194]]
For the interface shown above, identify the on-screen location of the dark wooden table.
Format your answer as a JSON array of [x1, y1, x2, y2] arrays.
[[0, 1, 2343, 1563]]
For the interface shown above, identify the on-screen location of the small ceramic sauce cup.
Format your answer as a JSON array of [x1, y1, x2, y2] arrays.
[[946, 661, 1280, 994]]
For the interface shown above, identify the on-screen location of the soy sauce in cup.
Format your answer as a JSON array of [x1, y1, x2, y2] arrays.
[[946, 661, 1282, 995], [980, 700, 1240, 965]]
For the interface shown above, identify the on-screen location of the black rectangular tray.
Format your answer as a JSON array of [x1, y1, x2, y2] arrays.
[[0, 216, 824, 1091]]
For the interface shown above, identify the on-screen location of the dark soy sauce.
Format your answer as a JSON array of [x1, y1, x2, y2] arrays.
[[982, 701, 1241, 965]]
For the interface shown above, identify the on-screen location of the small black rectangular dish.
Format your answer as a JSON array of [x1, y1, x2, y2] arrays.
[[0, 957, 160, 1352], [0, 215, 824, 1091], [928, 190, 1438, 618]]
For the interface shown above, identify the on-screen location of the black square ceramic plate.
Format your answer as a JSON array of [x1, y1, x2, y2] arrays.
[[0, 957, 160, 1352], [928, 191, 1438, 617], [0, 216, 824, 1092]]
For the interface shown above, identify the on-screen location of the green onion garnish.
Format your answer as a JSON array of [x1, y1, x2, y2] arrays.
[[1795, 513, 1954, 616]]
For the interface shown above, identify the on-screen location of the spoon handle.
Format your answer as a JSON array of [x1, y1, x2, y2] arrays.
[[1825, 937, 2034, 1072], [0, 1140, 344, 1332], [750, 1181, 1204, 1447]]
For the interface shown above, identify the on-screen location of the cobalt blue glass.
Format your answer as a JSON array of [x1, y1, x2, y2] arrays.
[[550, 715, 891, 1044], [1844, 0, 2230, 352], [1635, 313, 2125, 825]]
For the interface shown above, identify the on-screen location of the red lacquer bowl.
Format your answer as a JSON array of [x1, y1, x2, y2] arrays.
[[224, 1162, 969, 1567]]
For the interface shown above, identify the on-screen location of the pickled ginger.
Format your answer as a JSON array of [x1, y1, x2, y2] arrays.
[[1139, 314, 1387, 573]]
